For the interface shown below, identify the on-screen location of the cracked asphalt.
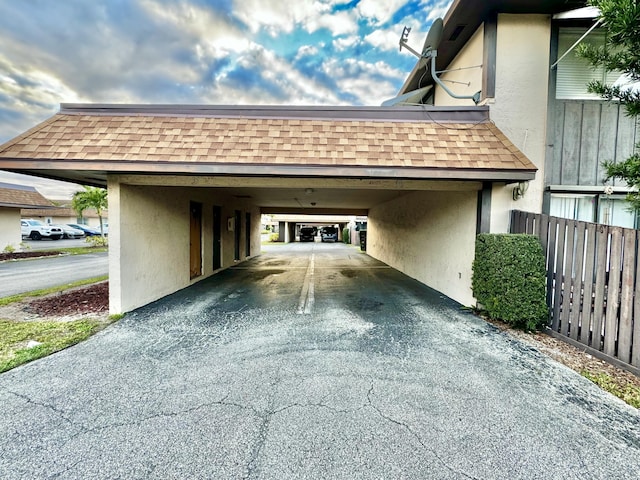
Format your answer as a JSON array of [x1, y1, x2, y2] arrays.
[[1, 242, 640, 479]]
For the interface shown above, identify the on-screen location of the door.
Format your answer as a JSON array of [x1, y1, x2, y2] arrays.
[[245, 213, 251, 257], [213, 206, 222, 270], [190, 202, 202, 279], [234, 210, 241, 261]]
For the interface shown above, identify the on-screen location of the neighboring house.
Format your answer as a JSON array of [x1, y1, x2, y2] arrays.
[[396, 0, 639, 228], [0, 182, 54, 250], [0, 104, 534, 312], [21, 206, 108, 229]]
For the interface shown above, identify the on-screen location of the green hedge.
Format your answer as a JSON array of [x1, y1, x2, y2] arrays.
[[342, 227, 350, 244], [472, 234, 549, 331]]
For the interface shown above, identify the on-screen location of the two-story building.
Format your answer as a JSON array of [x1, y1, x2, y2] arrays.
[[396, 0, 639, 228], [4, 0, 628, 314]]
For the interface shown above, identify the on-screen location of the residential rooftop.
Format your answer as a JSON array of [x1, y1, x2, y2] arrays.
[[0, 103, 536, 186]]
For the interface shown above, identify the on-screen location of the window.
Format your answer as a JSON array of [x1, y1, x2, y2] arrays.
[[549, 194, 596, 222], [598, 196, 637, 229], [556, 28, 621, 100], [550, 193, 639, 228]]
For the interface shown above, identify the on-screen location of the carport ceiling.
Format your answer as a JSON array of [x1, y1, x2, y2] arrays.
[[202, 186, 406, 214], [117, 175, 482, 215]]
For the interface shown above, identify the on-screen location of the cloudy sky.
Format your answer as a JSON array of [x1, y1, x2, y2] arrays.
[[0, 0, 451, 197]]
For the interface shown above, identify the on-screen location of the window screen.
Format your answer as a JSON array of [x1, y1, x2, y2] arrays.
[[556, 28, 621, 100]]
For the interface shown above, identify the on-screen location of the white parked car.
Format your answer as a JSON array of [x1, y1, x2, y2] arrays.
[[53, 224, 85, 239], [21, 219, 63, 240]]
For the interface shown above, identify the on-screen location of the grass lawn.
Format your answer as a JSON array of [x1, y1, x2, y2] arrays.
[[0, 276, 116, 373], [53, 246, 108, 255], [582, 371, 640, 408], [0, 318, 114, 373], [0, 275, 108, 307]]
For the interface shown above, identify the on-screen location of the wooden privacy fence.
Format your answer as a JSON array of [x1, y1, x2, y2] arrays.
[[510, 210, 640, 372]]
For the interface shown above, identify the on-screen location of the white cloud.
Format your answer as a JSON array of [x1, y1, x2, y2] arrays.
[[422, 0, 454, 21], [364, 29, 402, 51], [233, 0, 359, 37], [0, 56, 86, 141], [307, 9, 358, 36], [140, 0, 246, 54], [295, 45, 319, 61], [322, 58, 405, 104], [332, 36, 360, 51], [208, 42, 345, 106], [234, 0, 324, 34], [357, 0, 407, 26]]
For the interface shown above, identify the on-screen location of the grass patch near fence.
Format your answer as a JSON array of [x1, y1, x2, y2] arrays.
[[0, 318, 113, 373], [0, 275, 108, 307], [582, 371, 640, 408]]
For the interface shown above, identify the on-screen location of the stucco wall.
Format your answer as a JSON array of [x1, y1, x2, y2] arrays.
[[108, 179, 261, 313], [367, 190, 477, 306], [0, 207, 21, 251], [489, 14, 550, 232], [434, 24, 484, 107], [434, 15, 550, 233]]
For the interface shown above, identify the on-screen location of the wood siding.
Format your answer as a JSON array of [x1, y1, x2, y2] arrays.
[[547, 100, 640, 186]]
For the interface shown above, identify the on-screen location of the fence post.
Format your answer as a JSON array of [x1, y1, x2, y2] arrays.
[[592, 225, 609, 351], [552, 218, 567, 332], [560, 220, 576, 337], [618, 228, 636, 364], [579, 223, 597, 346]]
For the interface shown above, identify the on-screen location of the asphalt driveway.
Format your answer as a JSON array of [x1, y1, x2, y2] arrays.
[[1, 243, 639, 479]]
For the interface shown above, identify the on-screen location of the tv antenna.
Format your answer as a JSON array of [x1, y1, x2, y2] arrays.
[[399, 18, 481, 104]]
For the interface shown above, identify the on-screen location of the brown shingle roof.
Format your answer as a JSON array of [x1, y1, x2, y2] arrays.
[[0, 183, 53, 209], [0, 105, 536, 184]]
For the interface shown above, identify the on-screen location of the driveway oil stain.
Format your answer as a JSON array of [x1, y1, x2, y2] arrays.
[[249, 269, 285, 281]]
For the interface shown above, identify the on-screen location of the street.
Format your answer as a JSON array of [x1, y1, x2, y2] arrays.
[[0, 251, 108, 297], [1, 242, 639, 478]]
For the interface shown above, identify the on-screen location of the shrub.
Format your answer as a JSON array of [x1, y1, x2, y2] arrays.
[[342, 227, 350, 244], [269, 233, 279, 242], [86, 236, 108, 247], [472, 234, 548, 331], [3, 244, 15, 254]]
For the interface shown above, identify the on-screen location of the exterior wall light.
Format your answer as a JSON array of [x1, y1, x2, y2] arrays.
[[512, 181, 529, 201]]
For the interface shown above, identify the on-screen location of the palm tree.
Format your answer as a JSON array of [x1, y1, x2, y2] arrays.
[[72, 186, 108, 237]]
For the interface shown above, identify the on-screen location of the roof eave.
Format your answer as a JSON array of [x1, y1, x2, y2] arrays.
[[0, 202, 55, 209], [1, 160, 536, 185]]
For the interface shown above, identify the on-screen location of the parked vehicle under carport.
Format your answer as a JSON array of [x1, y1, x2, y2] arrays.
[[320, 226, 338, 242], [299, 227, 315, 242]]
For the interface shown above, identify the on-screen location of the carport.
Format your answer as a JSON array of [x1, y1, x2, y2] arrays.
[[0, 104, 535, 313]]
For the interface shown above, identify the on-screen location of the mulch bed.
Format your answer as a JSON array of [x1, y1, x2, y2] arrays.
[[0, 251, 62, 261], [27, 282, 109, 316]]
